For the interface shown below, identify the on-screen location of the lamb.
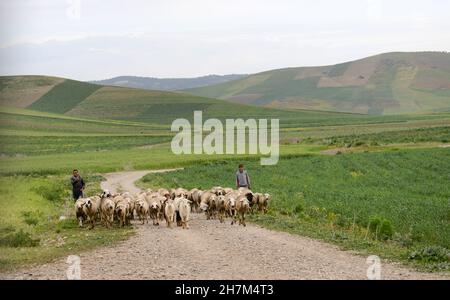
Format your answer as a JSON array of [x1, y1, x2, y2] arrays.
[[74, 198, 87, 227], [91, 195, 102, 220], [253, 193, 271, 213], [100, 197, 115, 228], [235, 194, 250, 227], [178, 198, 192, 229], [164, 199, 176, 228], [147, 195, 163, 225], [199, 191, 217, 220], [225, 192, 238, 224], [123, 195, 135, 224], [216, 195, 227, 223], [173, 196, 184, 226], [211, 186, 226, 196], [188, 188, 203, 213], [115, 199, 129, 227], [84, 197, 100, 229], [135, 196, 149, 224]]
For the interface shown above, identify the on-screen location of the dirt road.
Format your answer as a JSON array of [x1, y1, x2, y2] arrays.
[[1, 170, 447, 280], [100, 168, 182, 194]]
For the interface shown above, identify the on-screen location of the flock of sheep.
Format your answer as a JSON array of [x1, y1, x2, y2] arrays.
[[74, 186, 270, 230]]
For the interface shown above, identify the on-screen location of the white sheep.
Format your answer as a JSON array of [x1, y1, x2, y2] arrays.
[[135, 196, 149, 224], [164, 199, 176, 228], [74, 198, 87, 227]]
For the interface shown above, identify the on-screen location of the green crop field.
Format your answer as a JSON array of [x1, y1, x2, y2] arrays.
[[29, 80, 102, 114], [139, 148, 450, 271]]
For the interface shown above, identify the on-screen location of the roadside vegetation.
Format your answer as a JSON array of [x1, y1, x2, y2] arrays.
[[0, 175, 133, 271]]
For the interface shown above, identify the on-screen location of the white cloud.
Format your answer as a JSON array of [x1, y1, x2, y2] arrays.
[[0, 0, 449, 80]]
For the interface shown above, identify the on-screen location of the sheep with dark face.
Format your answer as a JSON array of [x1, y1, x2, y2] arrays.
[[100, 189, 112, 198], [207, 194, 218, 220], [147, 194, 163, 225]]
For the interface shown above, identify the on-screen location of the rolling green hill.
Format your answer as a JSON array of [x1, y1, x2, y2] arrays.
[[0, 75, 386, 127], [184, 52, 450, 115], [2, 74, 449, 129]]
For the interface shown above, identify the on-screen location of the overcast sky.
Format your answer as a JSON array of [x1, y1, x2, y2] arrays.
[[0, 0, 449, 81]]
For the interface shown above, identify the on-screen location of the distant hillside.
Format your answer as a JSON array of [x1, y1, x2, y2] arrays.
[[90, 74, 247, 91], [184, 52, 450, 115], [0, 75, 375, 127]]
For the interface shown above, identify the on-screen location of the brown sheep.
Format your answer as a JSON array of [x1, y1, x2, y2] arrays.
[[253, 193, 271, 213], [235, 195, 250, 227], [216, 195, 227, 223], [115, 199, 128, 227], [100, 197, 115, 228]]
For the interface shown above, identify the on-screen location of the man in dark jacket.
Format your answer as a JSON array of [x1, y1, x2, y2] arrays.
[[71, 169, 85, 200]]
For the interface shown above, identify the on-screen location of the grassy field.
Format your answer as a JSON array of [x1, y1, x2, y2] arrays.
[[305, 126, 450, 147], [0, 75, 449, 272], [138, 148, 450, 271], [0, 175, 133, 271]]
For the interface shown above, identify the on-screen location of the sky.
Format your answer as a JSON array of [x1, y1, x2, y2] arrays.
[[0, 0, 449, 81]]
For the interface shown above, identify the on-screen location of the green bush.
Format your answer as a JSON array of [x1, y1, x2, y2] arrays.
[[0, 229, 40, 247], [409, 246, 450, 263], [21, 210, 43, 226], [379, 219, 394, 240], [32, 180, 68, 202], [368, 216, 394, 240]]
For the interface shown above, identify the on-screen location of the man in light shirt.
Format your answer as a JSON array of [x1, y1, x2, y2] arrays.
[[236, 164, 251, 190]]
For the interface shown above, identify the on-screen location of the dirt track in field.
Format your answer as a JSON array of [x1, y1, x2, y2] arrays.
[[1, 170, 448, 280]]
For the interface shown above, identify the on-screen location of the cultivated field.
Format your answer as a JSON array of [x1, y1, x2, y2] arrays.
[[0, 75, 449, 277]]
